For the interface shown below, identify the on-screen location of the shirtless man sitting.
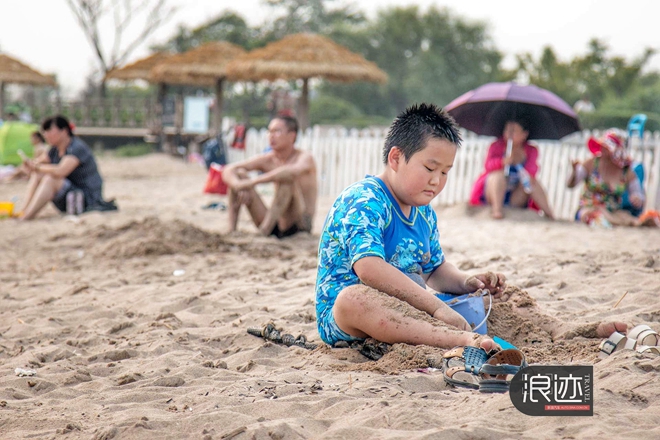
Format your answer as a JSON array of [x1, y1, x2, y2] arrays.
[[222, 116, 317, 238]]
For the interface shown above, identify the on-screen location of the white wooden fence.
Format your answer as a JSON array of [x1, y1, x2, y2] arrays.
[[227, 127, 660, 221]]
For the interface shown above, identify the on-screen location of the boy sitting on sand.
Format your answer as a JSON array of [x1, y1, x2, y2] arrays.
[[315, 103, 505, 351]]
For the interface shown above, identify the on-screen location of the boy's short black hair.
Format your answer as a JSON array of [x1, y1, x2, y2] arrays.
[[383, 103, 461, 164]]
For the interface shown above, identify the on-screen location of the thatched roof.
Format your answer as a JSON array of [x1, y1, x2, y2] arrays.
[[225, 33, 388, 83], [149, 42, 246, 86], [105, 52, 172, 81], [0, 54, 56, 86]]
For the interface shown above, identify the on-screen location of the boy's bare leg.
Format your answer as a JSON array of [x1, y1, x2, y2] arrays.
[[485, 171, 507, 219], [333, 285, 497, 351], [20, 175, 63, 220]]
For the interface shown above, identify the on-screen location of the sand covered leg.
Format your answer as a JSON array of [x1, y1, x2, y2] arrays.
[[333, 285, 496, 350]]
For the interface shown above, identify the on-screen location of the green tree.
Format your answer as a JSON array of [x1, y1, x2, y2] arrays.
[[151, 12, 256, 53], [516, 39, 656, 109], [320, 6, 504, 117], [260, 0, 365, 42]]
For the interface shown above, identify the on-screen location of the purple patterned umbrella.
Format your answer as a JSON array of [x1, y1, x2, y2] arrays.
[[444, 82, 581, 140]]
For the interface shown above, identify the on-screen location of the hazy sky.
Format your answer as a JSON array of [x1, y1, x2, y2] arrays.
[[1, 0, 658, 98]]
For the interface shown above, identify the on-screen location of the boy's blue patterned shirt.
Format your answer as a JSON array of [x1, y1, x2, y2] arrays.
[[315, 176, 445, 323]]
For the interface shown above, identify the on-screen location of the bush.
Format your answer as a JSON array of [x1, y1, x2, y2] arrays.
[[310, 95, 363, 125], [114, 143, 154, 157], [579, 110, 660, 132]]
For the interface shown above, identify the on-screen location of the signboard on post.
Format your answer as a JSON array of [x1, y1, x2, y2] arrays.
[[183, 97, 213, 134]]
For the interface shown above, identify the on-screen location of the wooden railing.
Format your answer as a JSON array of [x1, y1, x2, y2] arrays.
[[228, 127, 660, 220], [29, 96, 158, 129]]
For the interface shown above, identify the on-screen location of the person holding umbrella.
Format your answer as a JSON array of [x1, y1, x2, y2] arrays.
[[469, 117, 554, 220], [445, 82, 581, 220]]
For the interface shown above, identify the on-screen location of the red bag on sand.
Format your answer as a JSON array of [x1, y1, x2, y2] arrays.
[[203, 163, 228, 195]]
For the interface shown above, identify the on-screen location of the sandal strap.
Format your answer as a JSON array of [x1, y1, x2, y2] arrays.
[[479, 379, 510, 393], [443, 366, 480, 389], [480, 363, 524, 376], [636, 345, 660, 355], [599, 331, 636, 358], [628, 325, 653, 341], [635, 329, 659, 346], [443, 346, 489, 373], [479, 348, 527, 377], [462, 346, 489, 373]]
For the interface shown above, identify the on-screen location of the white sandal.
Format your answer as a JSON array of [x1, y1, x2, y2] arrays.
[[598, 331, 637, 359], [627, 325, 660, 347]]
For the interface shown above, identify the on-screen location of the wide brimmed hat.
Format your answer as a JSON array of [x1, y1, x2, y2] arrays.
[[587, 129, 625, 156], [587, 129, 631, 168]]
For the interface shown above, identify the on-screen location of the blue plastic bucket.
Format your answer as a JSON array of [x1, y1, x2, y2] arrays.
[[435, 292, 490, 334]]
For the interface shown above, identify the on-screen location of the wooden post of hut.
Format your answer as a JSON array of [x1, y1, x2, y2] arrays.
[[299, 78, 310, 131], [156, 83, 167, 151], [213, 78, 224, 135]]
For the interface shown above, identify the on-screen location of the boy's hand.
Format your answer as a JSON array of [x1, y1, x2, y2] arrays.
[[464, 272, 506, 297]]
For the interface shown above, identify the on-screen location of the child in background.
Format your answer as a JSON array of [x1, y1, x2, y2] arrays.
[[2, 131, 49, 182], [315, 103, 506, 351]]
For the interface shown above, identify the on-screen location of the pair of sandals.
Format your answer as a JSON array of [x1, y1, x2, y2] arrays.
[[599, 324, 660, 358], [442, 346, 528, 393]]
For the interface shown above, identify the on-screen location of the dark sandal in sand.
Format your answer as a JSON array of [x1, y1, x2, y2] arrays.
[[442, 346, 527, 393], [478, 349, 528, 393]]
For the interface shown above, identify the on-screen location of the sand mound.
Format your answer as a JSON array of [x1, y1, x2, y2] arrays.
[[94, 217, 229, 258]]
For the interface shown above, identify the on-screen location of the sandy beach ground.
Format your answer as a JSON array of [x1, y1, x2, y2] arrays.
[[1, 153, 659, 439]]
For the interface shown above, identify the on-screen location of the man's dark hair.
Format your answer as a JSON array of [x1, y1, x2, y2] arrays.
[[274, 115, 299, 134], [42, 115, 73, 136], [383, 103, 461, 164]]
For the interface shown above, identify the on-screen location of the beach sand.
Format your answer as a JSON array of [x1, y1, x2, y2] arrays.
[[1, 153, 659, 439]]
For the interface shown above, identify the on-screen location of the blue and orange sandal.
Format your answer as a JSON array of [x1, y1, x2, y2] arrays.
[[442, 346, 527, 393]]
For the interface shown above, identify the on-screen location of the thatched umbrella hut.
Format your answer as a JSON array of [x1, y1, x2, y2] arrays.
[[149, 42, 246, 133], [0, 53, 56, 119], [225, 33, 388, 130], [105, 52, 172, 82]]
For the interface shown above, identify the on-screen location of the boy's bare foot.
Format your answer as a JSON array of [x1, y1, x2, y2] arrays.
[[466, 334, 499, 352], [596, 322, 628, 338]]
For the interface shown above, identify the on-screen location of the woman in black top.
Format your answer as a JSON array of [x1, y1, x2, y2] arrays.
[[19, 115, 106, 220]]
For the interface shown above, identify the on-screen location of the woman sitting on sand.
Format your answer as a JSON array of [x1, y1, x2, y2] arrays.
[[567, 129, 659, 227], [469, 118, 554, 220], [17, 115, 109, 220]]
